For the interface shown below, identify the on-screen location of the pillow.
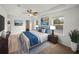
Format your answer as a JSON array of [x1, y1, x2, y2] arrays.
[[36, 27, 39, 31], [42, 29, 46, 33], [45, 29, 48, 33]]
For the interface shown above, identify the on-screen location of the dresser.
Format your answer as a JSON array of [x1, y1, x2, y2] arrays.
[[0, 31, 10, 54], [0, 37, 8, 54]]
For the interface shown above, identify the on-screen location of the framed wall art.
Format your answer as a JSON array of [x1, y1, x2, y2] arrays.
[[41, 16, 49, 26], [14, 20, 23, 26]]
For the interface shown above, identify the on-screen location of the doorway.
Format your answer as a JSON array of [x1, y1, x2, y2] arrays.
[[26, 20, 30, 31]]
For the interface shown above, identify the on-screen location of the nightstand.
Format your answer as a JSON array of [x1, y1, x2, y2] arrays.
[[48, 35, 58, 44]]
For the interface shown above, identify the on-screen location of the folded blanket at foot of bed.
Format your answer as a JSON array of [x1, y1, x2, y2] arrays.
[[23, 31, 39, 47]]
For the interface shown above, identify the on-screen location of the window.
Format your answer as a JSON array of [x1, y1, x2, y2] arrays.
[[52, 16, 64, 34]]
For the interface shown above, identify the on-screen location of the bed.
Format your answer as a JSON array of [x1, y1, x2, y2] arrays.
[[8, 31, 48, 54], [19, 30, 48, 53]]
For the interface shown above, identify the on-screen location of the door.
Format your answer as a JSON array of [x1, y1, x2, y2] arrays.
[[26, 20, 30, 31]]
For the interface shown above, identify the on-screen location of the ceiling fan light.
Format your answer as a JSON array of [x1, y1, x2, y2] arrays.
[[29, 14, 33, 16]]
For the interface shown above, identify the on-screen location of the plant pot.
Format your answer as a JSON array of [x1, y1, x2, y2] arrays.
[[71, 41, 77, 52]]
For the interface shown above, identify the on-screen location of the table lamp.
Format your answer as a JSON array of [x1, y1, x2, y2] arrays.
[[35, 25, 38, 30], [50, 26, 56, 35]]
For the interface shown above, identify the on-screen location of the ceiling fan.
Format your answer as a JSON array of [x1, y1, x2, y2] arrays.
[[26, 9, 38, 16], [16, 5, 38, 16]]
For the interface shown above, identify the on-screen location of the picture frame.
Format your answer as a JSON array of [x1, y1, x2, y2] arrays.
[[14, 20, 23, 26], [41, 17, 49, 25]]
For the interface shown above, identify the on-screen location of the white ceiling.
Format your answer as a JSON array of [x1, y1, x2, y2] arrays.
[[1, 4, 58, 15], [0, 4, 78, 18]]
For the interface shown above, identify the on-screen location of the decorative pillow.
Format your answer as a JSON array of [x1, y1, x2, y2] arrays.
[[36, 27, 39, 31], [45, 29, 48, 33], [42, 29, 46, 33]]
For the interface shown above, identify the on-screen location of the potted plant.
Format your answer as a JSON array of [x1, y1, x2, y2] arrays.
[[69, 29, 79, 52]]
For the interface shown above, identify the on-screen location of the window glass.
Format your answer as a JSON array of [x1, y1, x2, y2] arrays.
[[52, 16, 64, 34]]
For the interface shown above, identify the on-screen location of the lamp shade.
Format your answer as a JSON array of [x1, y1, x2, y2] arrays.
[[50, 26, 56, 30], [35, 25, 38, 27], [34, 25, 38, 30]]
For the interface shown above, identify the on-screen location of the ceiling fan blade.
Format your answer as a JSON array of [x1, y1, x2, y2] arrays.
[[29, 9, 32, 12], [27, 10, 30, 12], [27, 9, 32, 12], [33, 12, 38, 16]]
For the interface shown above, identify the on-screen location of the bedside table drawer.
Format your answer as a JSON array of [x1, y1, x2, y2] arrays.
[[48, 35, 58, 44]]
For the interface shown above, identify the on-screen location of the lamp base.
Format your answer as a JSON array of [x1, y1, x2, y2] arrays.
[[52, 30, 54, 35]]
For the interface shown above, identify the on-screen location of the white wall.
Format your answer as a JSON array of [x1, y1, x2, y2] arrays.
[[10, 19, 25, 34], [10, 16, 32, 34], [44, 6, 79, 47], [0, 6, 8, 36]]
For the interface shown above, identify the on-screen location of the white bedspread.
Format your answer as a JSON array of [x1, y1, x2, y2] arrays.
[[30, 31, 48, 43], [8, 31, 48, 54]]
